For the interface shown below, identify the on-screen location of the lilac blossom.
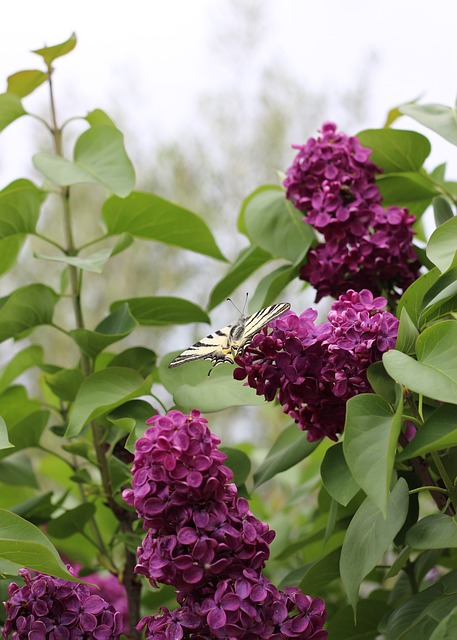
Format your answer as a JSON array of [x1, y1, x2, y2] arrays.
[[235, 290, 399, 441], [2, 568, 123, 640], [284, 122, 420, 301], [139, 571, 327, 640], [123, 410, 328, 639]]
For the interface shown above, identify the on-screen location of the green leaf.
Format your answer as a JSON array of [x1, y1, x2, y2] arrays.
[[427, 216, 457, 273], [299, 546, 342, 593], [46, 503, 96, 539], [253, 424, 319, 488], [32, 33, 77, 65], [397, 268, 440, 326], [242, 186, 314, 262], [85, 108, 116, 127], [395, 308, 419, 355], [33, 125, 135, 197], [385, 545, 412, 579], [6, 411, 49, 451], [383, 321, 457, 403], [111, 296, 210, 326], [0, 509, 75, 579], [433, 195, 454, 227], [44, 368, 85, 402], [357, 128, 431, 172], [220, 447, 251, 487], [35, 237, 133, 274], [108, 456, 131, 492], [106, 347, 156, 377], [0, 345, 43, 393], [327, 599, 391, 640], [376, 172, 438, 216], [108, 400, 154, 453], [406, 514, 457, 550], [321, 443, 359, 507], [0, 284, 59, 343], [0, 387, 41, 435], [70, 303, 137, 358], [12, 491, 62, 525], [0, 236, 24, 276], [420, 267, 457, 323], [7, 70, 47, 98], [102, 191, 226, 261], [0, 93, 27, 132], [429, 607, 457, 640], [0, 179, 46, 239], [343, 394, 403, 516], [0, 417, 13, 451], [340, 478, 409, 613], [367, 362, 397, 403], [398, 405, 457, 461], [249, 263, 300, 310], [386, 569, 457, 640], [0, 452, 38, 487], [400, 102, 457, 146], [160, 352, 266, 413], [65, 367, 152, 438], [208, 245, 272, 310]]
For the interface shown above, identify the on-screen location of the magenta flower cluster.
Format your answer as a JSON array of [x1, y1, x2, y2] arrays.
[[234, 290, 399, 441], [123, 410, 327, 640], [283, 121, 420, 301], [1, 568, 123, 640]]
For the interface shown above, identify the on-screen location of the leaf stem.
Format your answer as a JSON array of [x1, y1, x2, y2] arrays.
[[77, 234, 110, 251], [409, 485, 449, 496], [34, 232, 66, 252]]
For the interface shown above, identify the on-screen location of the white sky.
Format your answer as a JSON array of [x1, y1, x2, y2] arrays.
[[1, 0, 457, 185]]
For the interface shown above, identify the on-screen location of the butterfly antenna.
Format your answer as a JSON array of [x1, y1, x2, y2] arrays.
[[227, 293, 249, 316]]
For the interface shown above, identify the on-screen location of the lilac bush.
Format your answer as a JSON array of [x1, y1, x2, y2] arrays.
[[284, 122, 420, 301], [235, 290, 399, 441], [123, 410, 328, 639], [2, 568, 123, 640]]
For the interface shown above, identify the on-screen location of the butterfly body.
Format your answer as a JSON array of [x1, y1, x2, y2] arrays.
[[168, 302, 290, 373]]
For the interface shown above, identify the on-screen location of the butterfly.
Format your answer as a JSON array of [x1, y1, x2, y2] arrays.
[[168, 301, 291, 375]]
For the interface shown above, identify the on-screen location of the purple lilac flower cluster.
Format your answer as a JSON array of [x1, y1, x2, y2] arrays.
[[123, 410, 327, 640], [234, 290, 399, 441], [84, 572, 129, 635], [2, 568, 123, 640], [283, 121, 420, 302]]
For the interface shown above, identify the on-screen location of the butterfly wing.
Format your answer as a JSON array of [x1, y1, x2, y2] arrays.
[[168, 324, 234, 368], [241, 302, 291, 343], [168, 302, 291, 370]]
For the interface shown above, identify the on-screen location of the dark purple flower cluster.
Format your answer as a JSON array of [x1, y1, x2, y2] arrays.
[[2, 568, 123, 640], [84, 573, 129, 635], [283, 122, 420, 301], [139, 574, 327, 640], [235, 290, 399, 441], [123, 410, 327, 639]]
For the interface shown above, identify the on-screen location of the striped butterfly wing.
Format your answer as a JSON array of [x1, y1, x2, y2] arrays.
[[241, 302, 291, 343], [168, 324, 233, 368], [168, 302, 290, 371]]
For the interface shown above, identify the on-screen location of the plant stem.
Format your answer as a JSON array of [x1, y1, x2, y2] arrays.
[[47, 63, 142, 639]]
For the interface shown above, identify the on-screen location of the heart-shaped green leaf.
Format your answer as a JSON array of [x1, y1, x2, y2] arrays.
[[383, 320, 457, 403], [66, 367, 152, 438], [103, 191, 226, 261], [344, 394, 403, 515], [340, 478, 409, 613], [33, 125, 135, 197], [0, 509, 75, 579]]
